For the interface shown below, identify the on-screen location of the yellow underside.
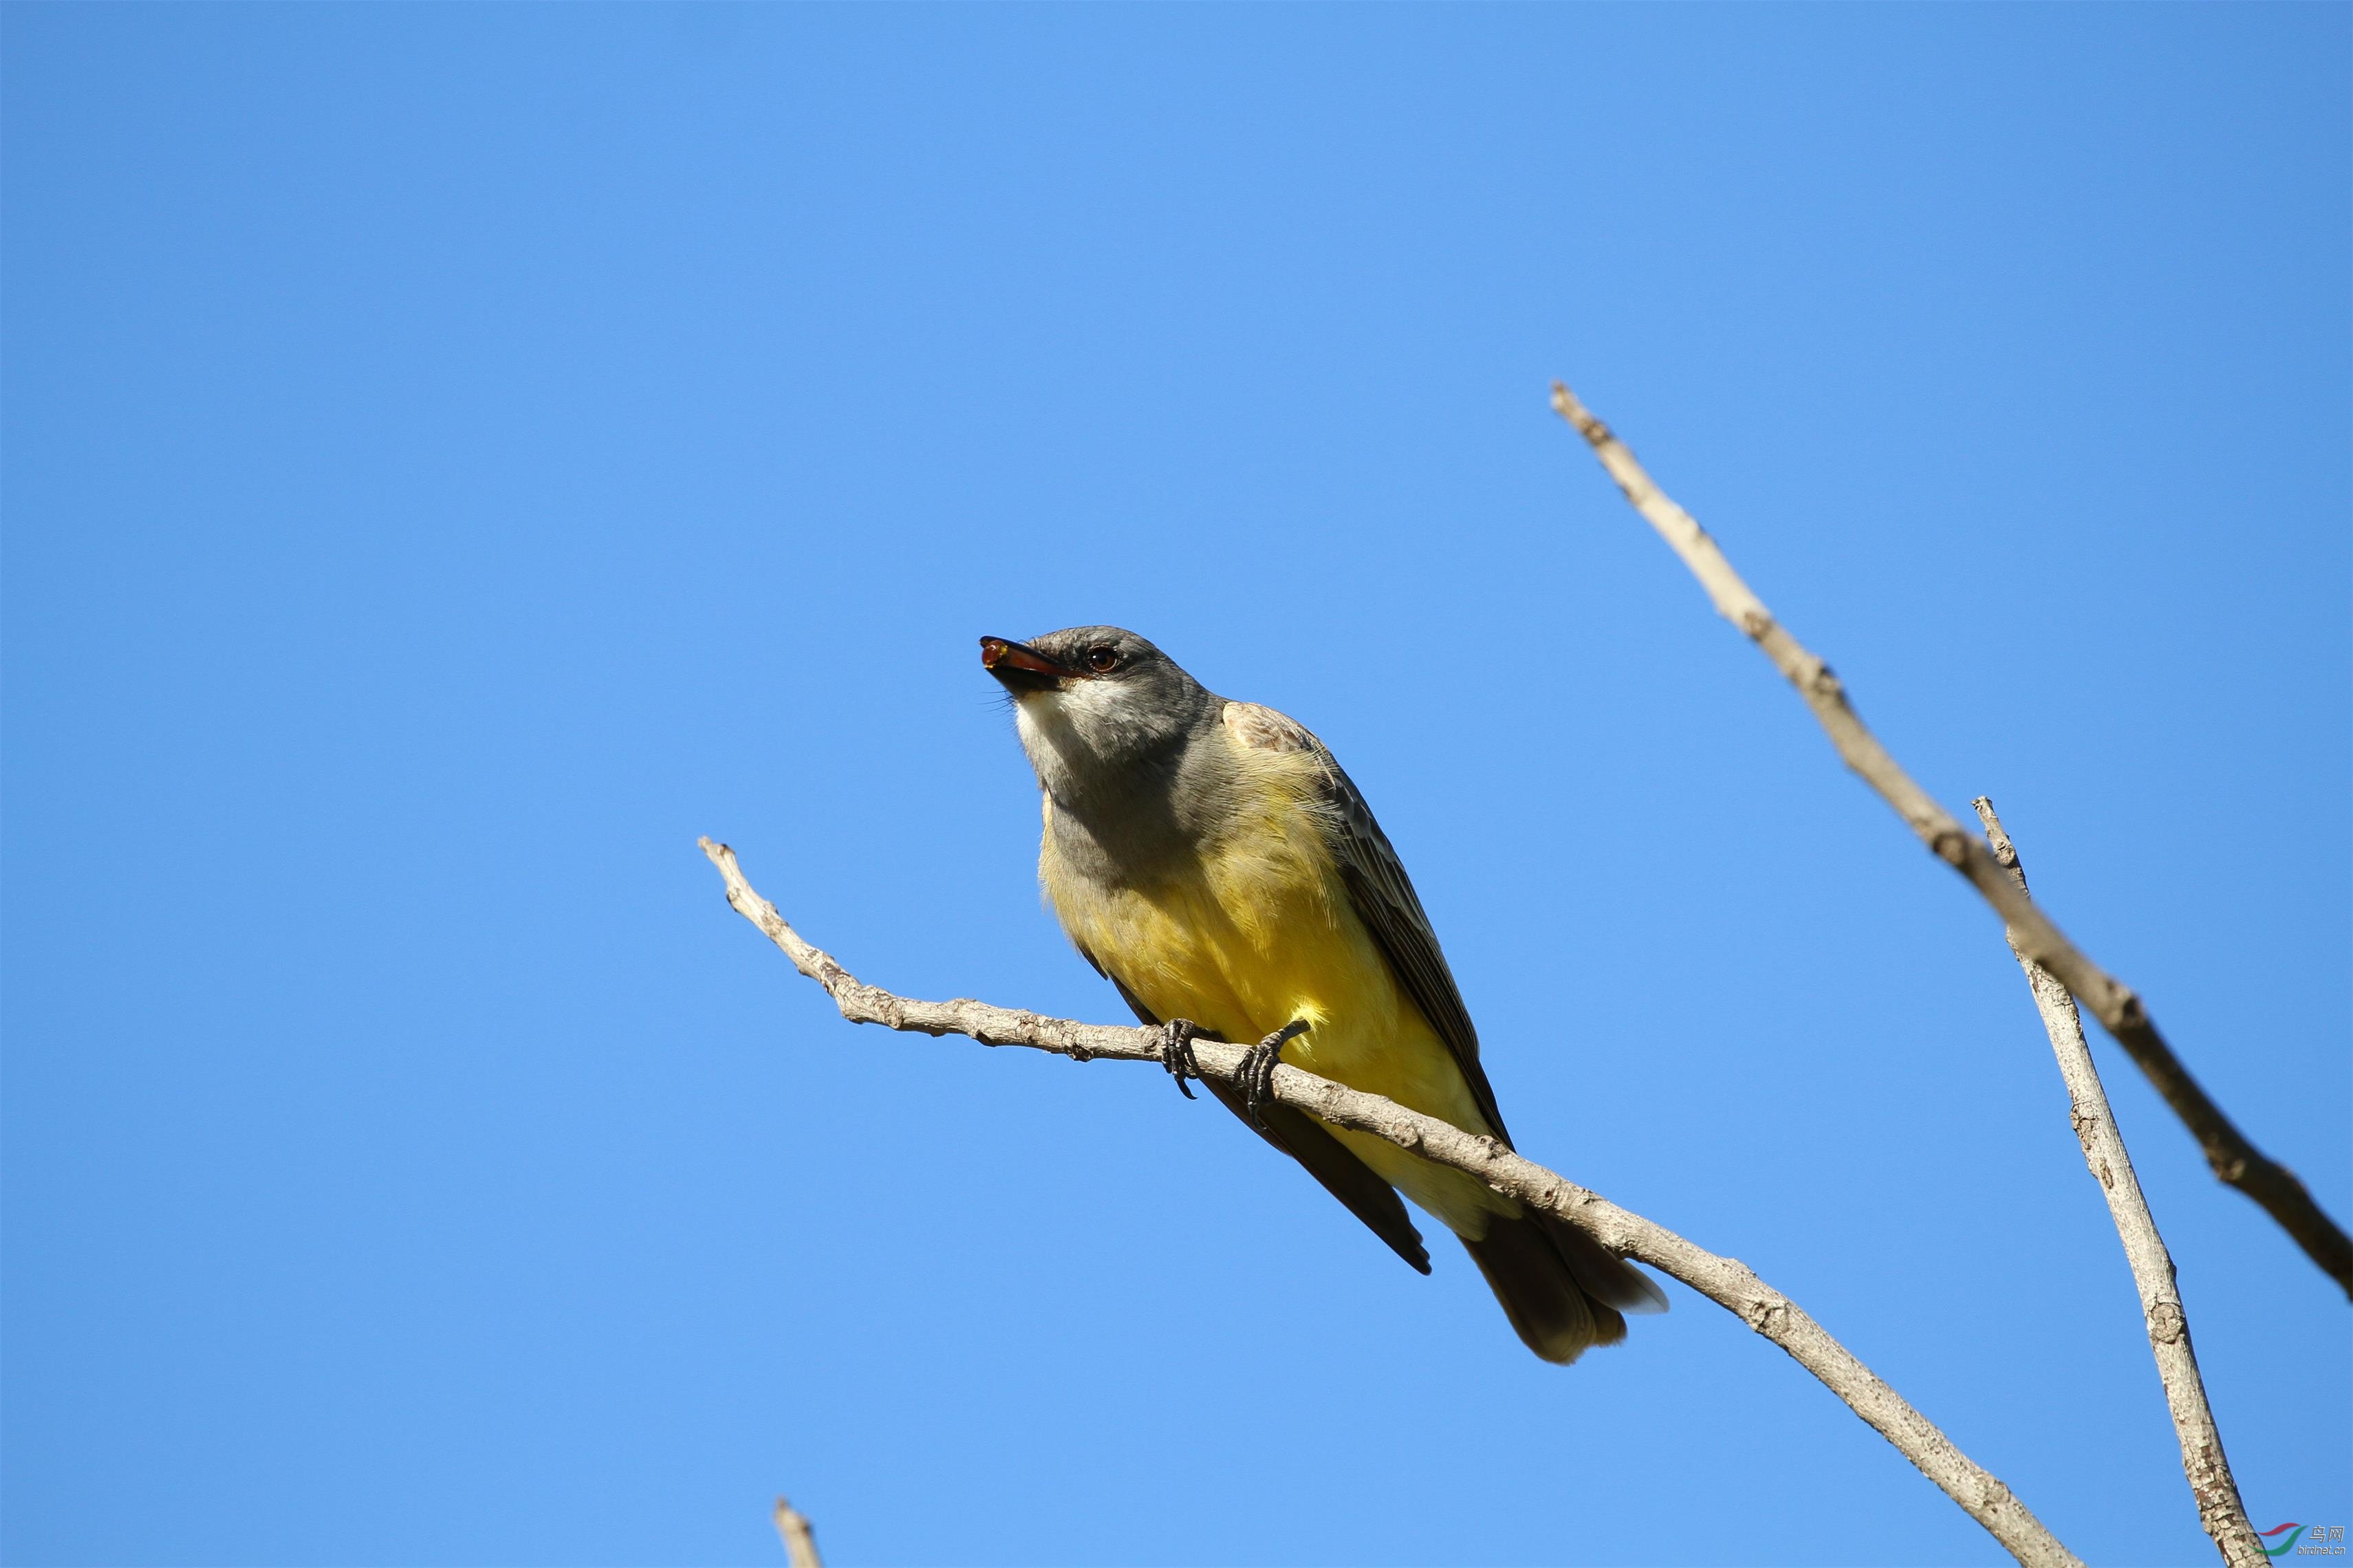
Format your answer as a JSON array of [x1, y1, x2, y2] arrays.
[[1041, 751, 1514, 1239]]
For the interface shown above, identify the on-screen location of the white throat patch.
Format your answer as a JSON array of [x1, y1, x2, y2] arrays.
[[1012, 684, 1117, 801]]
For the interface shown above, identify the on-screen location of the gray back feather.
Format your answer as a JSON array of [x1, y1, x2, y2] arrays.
[[1283, 723, 1513, 1147]]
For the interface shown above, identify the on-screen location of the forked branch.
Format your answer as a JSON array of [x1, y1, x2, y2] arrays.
[[702, 837, 2081, 1568], [1973, 798, 2259, 1567], [1549, 382, 2350, 1299]]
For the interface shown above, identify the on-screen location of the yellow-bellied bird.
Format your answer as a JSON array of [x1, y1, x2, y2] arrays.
[[982, 627, 1664, 1363]]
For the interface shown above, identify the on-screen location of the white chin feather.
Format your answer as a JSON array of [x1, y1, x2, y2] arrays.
[[1013, 683, 1124, 798]]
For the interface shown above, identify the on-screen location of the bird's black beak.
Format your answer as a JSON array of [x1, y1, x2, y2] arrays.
[[979, 635, 1074, 693]]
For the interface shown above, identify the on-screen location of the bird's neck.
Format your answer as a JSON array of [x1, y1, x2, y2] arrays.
[[1031, 730, 1233, 889]]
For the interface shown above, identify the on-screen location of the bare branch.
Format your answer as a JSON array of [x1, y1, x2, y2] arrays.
[[1548, 381, 2352, 1299], [772, 1496, 822, 1568], [1971, 799, 2260, 1567], [703, 837, 2082, 1568]]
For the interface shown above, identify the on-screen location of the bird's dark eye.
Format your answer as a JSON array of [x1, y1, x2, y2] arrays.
[[1085, 645, 1120, 673]]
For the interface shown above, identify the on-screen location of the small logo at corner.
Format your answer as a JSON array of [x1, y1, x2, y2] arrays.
[[2264, 1523, 2347, 1558]]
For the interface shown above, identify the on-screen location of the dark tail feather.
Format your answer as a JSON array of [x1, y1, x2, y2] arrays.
[[1537, 1210, 1669, 1316], [1202, 1078, 1432, 1274], [1462, 1209, 1664, 1364], [1103, 981, 1431, 1276]]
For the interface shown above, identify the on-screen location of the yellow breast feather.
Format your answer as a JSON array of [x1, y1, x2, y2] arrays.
[[1039, 703, 1512, 1235], [990, 624, 1660, 1357]]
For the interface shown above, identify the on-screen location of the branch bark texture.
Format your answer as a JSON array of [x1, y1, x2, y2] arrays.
[[1972, 799, 2259, 1567], [702, 837, 2081, 1568], [1548, 381, 2351, 1300]]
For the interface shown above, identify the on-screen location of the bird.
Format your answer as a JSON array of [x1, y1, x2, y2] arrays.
[[981, 624, 1664, 1363]]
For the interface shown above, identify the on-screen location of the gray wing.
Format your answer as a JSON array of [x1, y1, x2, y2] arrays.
[[1305, 730, 1671, 1317], [1219, 701, 1512, 1147], [1314, 749, 1513, 1146]]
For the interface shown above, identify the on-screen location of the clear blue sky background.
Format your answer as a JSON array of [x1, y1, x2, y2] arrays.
[[4, 7, 2345, 1566]]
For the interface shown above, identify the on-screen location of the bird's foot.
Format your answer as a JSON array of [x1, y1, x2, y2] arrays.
[[1159, 1019, 1206, 1100], [1238, 1020, 1312, 1128]]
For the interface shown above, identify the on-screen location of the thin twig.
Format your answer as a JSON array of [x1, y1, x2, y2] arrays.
[[1971, 798, 2260, 1567], [1548, 381, 2352, 1300], [702, 837, 2082, 1568], [772, 1496, 822, 1568]]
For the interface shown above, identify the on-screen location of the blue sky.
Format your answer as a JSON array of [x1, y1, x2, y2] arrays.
[[3, 6, 2345, 1565]]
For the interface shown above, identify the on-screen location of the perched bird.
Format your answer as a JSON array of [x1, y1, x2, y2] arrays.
[[982, 625, 1663, 1363]]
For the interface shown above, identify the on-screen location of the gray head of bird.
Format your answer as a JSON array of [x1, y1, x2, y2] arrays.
[[979, 626, 1223, 804]]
